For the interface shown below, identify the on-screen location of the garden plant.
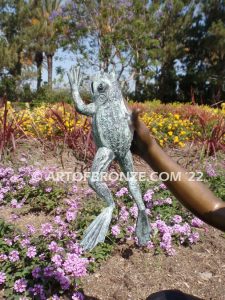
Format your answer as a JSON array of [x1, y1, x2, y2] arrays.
[[0, 0, 225, 299]]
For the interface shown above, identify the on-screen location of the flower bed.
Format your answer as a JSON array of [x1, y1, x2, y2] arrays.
[[1, 100, 224, 154], [0, 163, 219, 299]]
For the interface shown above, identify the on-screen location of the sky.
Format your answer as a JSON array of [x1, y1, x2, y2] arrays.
[[42, 48, 76, 89], [40, 47, 136, 92]]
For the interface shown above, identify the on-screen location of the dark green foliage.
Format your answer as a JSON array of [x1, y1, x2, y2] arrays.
[[28, 186, 66, 213], [205, 174, 225, 201], [0, 0, 225, 104], [30, 86, 73, 107], [0, 218, 16, 238], [75, 197, 104, 237], [178, 0, 225, 104], [0, 81, 73, 105], [3, 182, 66, 213], [0, 77, 17, 101]]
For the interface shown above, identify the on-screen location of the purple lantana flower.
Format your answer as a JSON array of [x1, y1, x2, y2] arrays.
[[9, 250, 20, 262], [41, 223, 53, 236], [115, 187, 128, 197], [191, 217, 204, 228], [14, 278, 27, 293], [111, 225, 121, 237], [27, 246, 37, 258], [0, 272, 6, 285], [172, 215, 182, 224], [72, 291, 85, 300]]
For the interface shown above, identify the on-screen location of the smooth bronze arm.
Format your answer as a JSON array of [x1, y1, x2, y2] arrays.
[[131, 109, 225, 232]]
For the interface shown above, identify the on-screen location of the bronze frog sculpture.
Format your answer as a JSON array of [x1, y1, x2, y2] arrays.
[[68, 66, 150, 251]]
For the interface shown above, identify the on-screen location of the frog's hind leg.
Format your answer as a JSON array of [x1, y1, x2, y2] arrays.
[[80, 147, 115, 251], [118, 151, 151, 246]]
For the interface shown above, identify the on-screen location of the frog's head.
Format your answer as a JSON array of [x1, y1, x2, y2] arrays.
[[91, 70, 117, 97]]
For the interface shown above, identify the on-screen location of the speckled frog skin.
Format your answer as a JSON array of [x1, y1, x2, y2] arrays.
[[68, 67, 150, 251], [91, 76, 133, 157]]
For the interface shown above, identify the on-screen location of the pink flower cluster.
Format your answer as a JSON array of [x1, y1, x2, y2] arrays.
[[0, 272, 6, 285], [1, 218, 88, 299], [65, 198, 78, 223], [115, 187, 128, 197], [205, 163, 217, 177], [0, 166, 205, 298], [144, 189, 154, 202], [14, 279, 27, 293], [191, 217, 204, 228], [143, 187, 173, 208], [119, 206, 129, 222], [111, 225, 121, 237], [150, 218, 201, 255], [111, 184, 204, 255], [0, 182, 89, 299], [0, 166, 54, 206]]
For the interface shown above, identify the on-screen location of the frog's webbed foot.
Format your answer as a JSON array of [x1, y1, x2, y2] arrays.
[[80, 206, 114, 251], [81, 147, 115, 251]]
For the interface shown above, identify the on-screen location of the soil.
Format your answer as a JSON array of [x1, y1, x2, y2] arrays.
[[82, 227, 225, 300], [1, 141, 225, 300]]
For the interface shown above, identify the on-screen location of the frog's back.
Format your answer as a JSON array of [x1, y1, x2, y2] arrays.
[[93, 99, 133, 157]]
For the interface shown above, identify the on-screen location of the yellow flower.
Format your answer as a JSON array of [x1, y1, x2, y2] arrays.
[[174, 136, 179, 143], [179, 142, 185, 147], [168, 131, 173, 136], [65, 121, 70, 128]]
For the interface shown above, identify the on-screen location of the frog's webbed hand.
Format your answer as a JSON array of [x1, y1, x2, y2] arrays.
[[67, 66, 96, 116]]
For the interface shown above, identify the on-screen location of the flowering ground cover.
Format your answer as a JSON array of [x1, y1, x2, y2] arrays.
[[0, 99, 224, 299], [134, 100, 225, 152], [1, 101, 224, 161], [0, 154, 224, 299]]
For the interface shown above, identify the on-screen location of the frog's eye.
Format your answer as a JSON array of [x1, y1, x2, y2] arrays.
[[98, 83, 103, 90], [97, 83, 105, 92]]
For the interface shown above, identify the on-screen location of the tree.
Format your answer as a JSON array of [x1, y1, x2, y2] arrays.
[[179, 0, 225, 104], [0, 38, 17, 74], [63, 0, 136, 78], [151, 0, 195, 102], [0, 0, 30, 78], [124, 0, 159, 100], [26, 0, 64, 89]]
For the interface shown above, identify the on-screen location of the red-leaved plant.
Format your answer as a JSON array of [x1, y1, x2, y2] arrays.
[[194, 115, 225, 156], [48, 102, 96, 171], [0, 97, 27, 160]]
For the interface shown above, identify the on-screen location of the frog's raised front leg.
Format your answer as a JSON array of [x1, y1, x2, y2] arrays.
[[118, 151, 151, 246], [81, 147, 115, 251], [67, 66, 96, 116]]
